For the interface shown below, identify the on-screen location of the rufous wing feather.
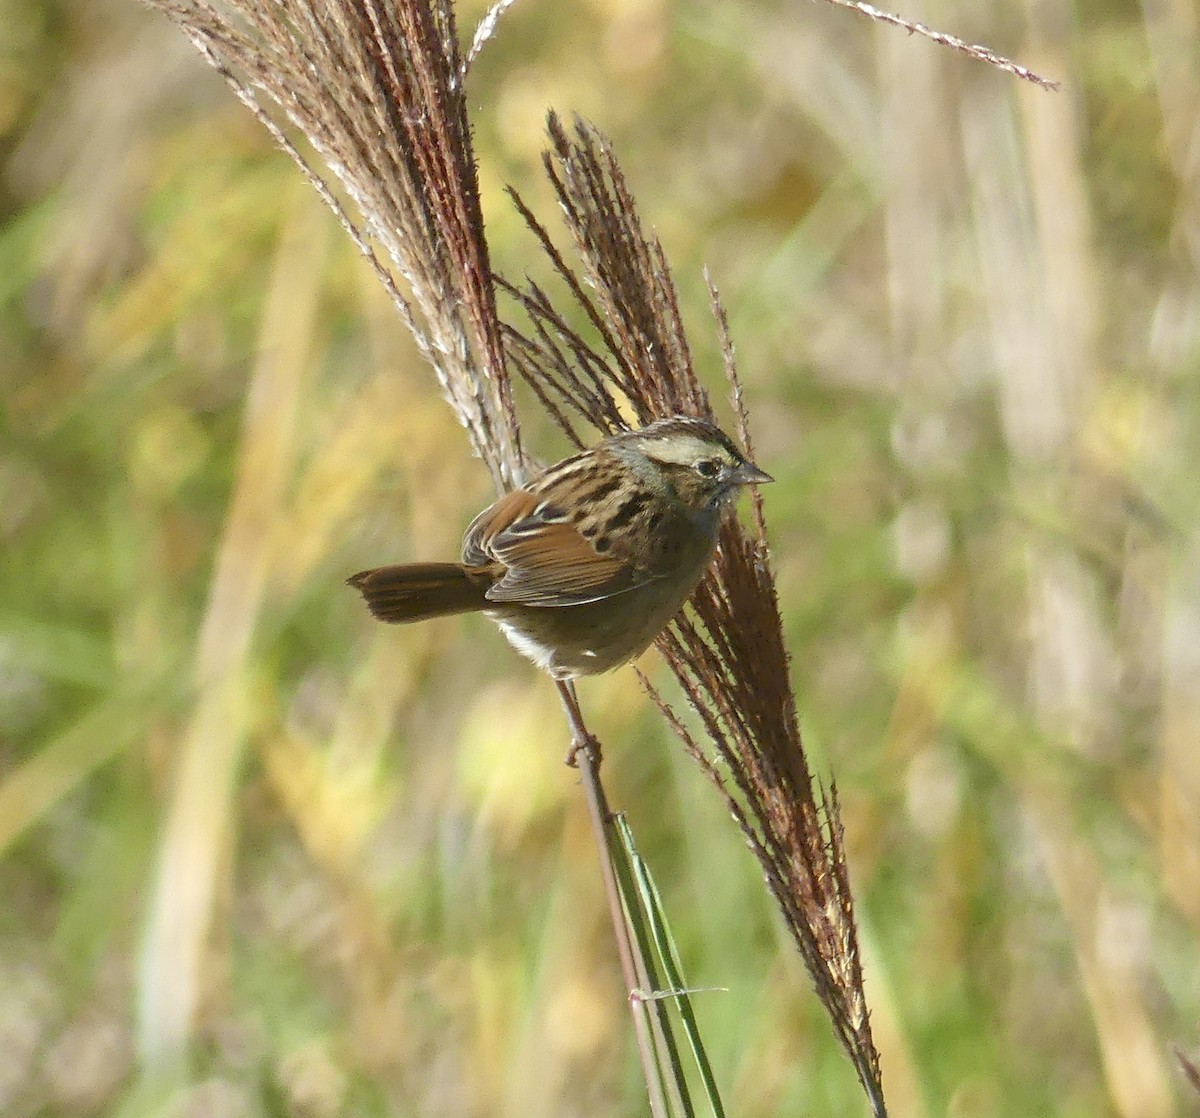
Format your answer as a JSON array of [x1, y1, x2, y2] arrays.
[[461, 486, 658, 607]]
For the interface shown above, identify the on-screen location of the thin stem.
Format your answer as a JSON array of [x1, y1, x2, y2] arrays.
[[555, 681, 669, 1118]]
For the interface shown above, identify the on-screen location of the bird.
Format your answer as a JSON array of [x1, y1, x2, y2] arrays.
[[348, 415, 771, 680]]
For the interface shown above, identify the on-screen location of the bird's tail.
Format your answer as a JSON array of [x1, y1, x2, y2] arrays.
[[347, 563, 493, 623]]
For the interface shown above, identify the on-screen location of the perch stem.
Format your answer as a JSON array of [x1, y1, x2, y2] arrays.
[[556, 680, 668, 1118]]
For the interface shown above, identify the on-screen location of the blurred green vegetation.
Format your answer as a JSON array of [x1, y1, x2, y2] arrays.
[[2, 0, 1199, 1115]]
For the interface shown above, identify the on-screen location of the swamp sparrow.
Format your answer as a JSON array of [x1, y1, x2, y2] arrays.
[[349, 416, 772, 678]]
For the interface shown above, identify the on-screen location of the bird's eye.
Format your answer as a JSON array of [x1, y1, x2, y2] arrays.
[[694, 458, 721, 479]]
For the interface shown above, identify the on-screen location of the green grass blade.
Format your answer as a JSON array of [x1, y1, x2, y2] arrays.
[[613, 811, 734, 1118], [0, 683, 170, 856]]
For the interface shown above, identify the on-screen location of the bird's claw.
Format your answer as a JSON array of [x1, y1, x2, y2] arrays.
[[565, 732, 602, 769]]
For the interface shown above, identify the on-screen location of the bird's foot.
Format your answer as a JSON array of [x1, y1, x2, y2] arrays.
[[565, 731, 602, 769]]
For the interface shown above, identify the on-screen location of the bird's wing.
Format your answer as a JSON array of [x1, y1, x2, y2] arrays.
[[461, 487, 660, 607]]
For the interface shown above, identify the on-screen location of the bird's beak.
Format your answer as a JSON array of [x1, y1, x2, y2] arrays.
[[731, 461, 773, 486]]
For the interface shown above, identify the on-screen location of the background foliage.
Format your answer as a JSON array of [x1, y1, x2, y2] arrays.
[[2, 0, 1198, 1115]]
